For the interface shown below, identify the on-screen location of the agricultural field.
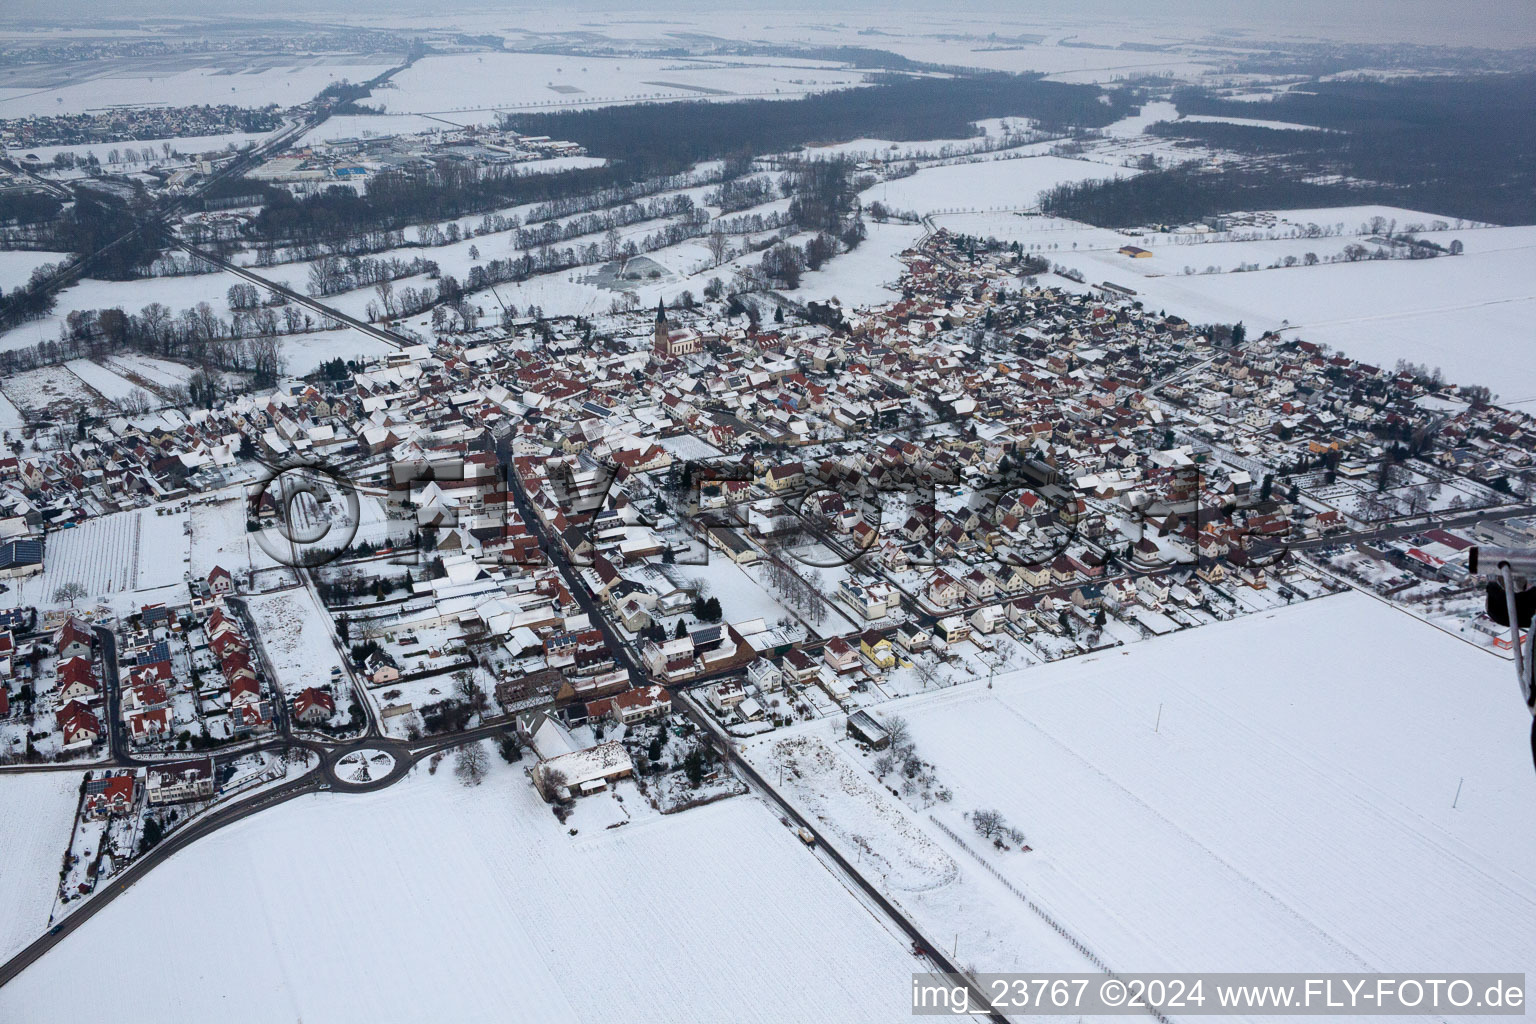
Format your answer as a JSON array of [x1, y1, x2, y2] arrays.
[[0, 365, 102, 418], [100, 353, 195, 397], [764, 592, 1536, 982], [0, 752, 921, 1023], [0, 57, 397, 118], [62, 359, 152, 406], [11, 508, 143, 607], [0, 773, 80, 962], [0, 250, 70, 293], [1061, 234, 1536, 409], [859, 155, 1135, 217], [374, 52, 869, 122]]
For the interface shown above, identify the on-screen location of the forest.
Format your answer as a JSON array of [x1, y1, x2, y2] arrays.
[[246, 74, 1133, 247], [504, 73, 1136, 172], [1060, 74, 1536, 227]]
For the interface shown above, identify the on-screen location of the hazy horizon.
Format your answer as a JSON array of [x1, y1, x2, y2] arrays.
[[0, 0, 1532, 51]]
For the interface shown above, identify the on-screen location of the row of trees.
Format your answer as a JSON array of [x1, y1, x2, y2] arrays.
[[13, 301, 292, 388], [306, 253, 440, 298]]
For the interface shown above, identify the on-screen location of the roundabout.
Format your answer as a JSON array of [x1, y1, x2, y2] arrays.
[[322, 740, 414, 791]]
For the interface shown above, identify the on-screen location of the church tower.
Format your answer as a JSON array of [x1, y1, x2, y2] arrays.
[[653, 299, 668, 355]]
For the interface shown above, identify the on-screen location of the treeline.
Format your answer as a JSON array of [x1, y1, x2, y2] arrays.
[[706, 175, 778, 213], [1144, 75, 1536, 225], [1041, 167, 1408, 230], [504, 74, 1135, 174], [1146, 121, 1333, 156], [21, 188, 167, 281], [248, 162, 713, 253], [512, 193, 698, 251], [0, 190, 65, 233], [307, 253, 440, 298], [0, 188, 168, 330], [0, 303, 289, 393], [0, 263, 63, 326], [244, 75, 1127, 252]]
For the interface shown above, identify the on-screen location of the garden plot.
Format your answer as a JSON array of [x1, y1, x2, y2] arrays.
[[134, 505, 192, 591], [187, 494, 287, 582], [0, 365, 104, 417], [0, 755, 919, 1024], [885, 592, 1536, 977], [0, 772, 81, 962], [654, 555, 790, 626], [244, 587, 347, 698]]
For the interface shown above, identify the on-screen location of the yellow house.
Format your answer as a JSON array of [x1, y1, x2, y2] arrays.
[[1018, 563, 1052, 588], [859, 630, 895, 669]]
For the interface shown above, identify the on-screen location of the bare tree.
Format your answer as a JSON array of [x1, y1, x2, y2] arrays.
[[53, 582, 87, 607], [707, 228, 730, 268], [455, 742, 489, 786], [374, 279, 397, 319], [249, 336, 284, 388], [454, 670, 489, 716], [972, 809, 1005, 840]]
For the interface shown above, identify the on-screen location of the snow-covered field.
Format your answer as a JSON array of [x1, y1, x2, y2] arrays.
[[0, 392, 22, 432], [0, 269, 249, 356], [0, 365, 101, 415], [279, 331, 395, 378], [375, 52, 868, 122], [0, 772, 79, 962], [1058, 236, 1536, 405], [101, 353, 195, 394], [187, 493, 284, 582], [0, 250, 70, 293], [244, 587, 346, 697], [63, 358, 149, 405], [802, 592, 1536, 985], [784, 221, 925, 308], [0, 59, 396, 118], [135, 505, 192, 592], [9, 504, 190, 614], [0, 755, 919, 1023], [860, 156, 1132, 215]]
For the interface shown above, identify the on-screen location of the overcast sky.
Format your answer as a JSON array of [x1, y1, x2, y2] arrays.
[[0, 0, 1530, 50]]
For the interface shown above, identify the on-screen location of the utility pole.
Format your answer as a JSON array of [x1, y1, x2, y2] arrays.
[[1452, 777, 1464, 809], [1154, 702, 1163, 733]]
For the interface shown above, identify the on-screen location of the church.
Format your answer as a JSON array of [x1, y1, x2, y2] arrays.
[[652, 301, 702, 359]]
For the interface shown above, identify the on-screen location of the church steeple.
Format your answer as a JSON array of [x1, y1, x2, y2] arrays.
[[655, 298, 666, 324]]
